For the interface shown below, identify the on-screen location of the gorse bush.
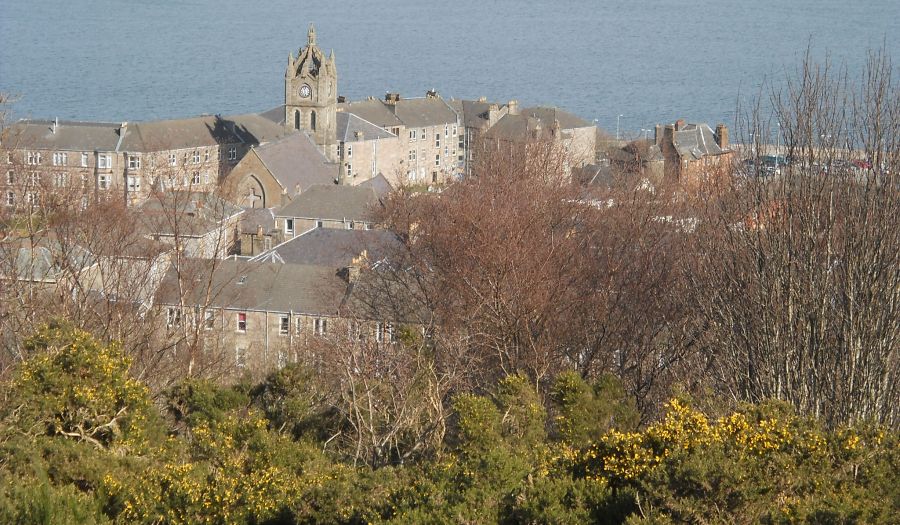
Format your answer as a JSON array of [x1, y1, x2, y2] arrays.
[[0, 324, 896, 524]]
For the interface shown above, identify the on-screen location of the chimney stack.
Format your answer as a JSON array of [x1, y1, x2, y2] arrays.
[[52, 117, 58, 134], [675, 119, 686, 131], [337, 95, 346, 103], [426, 89, 438, 99], [384, 93, 400, 105], [507, 100, 520, 115], [715, 123, 729, 149]]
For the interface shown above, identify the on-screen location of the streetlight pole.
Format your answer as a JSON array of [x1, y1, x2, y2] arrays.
[[616, 115, 623, 141]]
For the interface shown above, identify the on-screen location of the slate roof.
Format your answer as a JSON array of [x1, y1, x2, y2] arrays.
[[522, 106, 593, 130], [252, 228, 401, 267], [5, 120, 124, 152], [0, 237, 97, 282], [448, 99, 497, 129], [276, 184, 380, 222], [672, 123, 729, 160], [155, 259, 348, 315], [138, 191, 244, 237], [240, 207, 277, 235], [10, 112, 285, 154], [336, 112, 396, 142], [337, 99, 403, 128], [483, 114, 547, 142], [357, 173, 393, 197], [391, 97, 459, 128], [253, 132, 337, 194]]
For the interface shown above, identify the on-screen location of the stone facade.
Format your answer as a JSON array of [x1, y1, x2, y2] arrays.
[[285, 25, 338, 162]]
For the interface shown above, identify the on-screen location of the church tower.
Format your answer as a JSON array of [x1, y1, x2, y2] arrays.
[[285, 24, 337, 161]]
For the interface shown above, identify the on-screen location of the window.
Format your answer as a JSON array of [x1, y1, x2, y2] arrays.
[[421, 128, 426, 140], [347, 221, 355, 230], [203, 172, 210, 184], [26, 192, 38, 205], [54, 172, 69, 187], [310, 110, 317, 131], [295, 316, 303, 335], [6, 152, 11, 164], [435, 154, 440, 166], [375, 322, 383, 343], [204, 149, 210, 162], [52, 152, 68, 166], [228, 147, 237, 161], [80, 196, 88, 210], [80, 173, 89, 189], [166, 307, 182, 328], [408, 149, 416, 162], [435, 134, 440, 148], [237, 312, 247, 332], [235, 347, 247, 368], [5, 170, 13, 184], [81, 152, 88, 167], [263, 237, 272, 251], [346, 163, 352, 178], [191, 151, 200, 164], [453, 124, 458, 136], [128, 155, 140, 169], [346, 145, 352, 158], [277, 349, 287, 369], [314, 318, 327, 336], [169, 153, 177, 167], [316, 220, 323, 228], [26, 151, 41, 165], [337, 143, 343, 158], [127, 175, 141, 192], [285, 218, 294, 235], [29, 172, 39, 186], [5, 191, 13, 206], [279, 315, 289, 335], [444, 125, 449, 138], [409, 129, 417, 141], [386, 323, 395, 343], [98, 174, 110, 190], [192, 172, 201, 185], [97, 154, 111, 169], [204, 309, 216, 330]]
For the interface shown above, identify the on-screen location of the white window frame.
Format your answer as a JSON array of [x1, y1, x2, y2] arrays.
[[54, 172, 68, 187], [409, 149, 416, 162], [127, 175, 141, 192], [6, 170, 13, 184], [204, 149, 210, 162], [409, 129, 417, 141], [52, 152, 68, 166], [166, 307, 182, 328], [98, 174, 110, 190], [98, 154, 111, 169], [346, 163, 352, 178], [5, 191, 14, 206], [295, 316, 303, 335], [128, 155, 141, 169], [435, 154, 440, 167], [279, 315, 290, 336], [285, 218, 294, 235], [236, 347, 247, 368], [26, 151, 41, 165], [228, 147, 237, 161], [169, 153, 177, 167], [346, 145, 352, 158], [314, 317, 327, 336], [192, 172, 201, 185], [204, 309, 216, 330], [236, 312, 247, 333], [191, 150, 201, 164], [29, 172, 39, 186], [81, 152, 89, 167]]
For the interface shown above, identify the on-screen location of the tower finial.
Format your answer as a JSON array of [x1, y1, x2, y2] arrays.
[[307, 23, 317, 46]]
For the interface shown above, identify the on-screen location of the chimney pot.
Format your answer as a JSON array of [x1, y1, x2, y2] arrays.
[[675, 119, 686, 131], [715, 123, 729, 149], [507, 100, 519, 115]]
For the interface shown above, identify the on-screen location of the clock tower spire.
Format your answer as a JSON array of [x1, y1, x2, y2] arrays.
[[284, 23, 337, 161]]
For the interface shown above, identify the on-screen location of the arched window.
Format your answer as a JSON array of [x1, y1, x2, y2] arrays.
[[310, 110, 317, 131], [294, 110, 301, 130]]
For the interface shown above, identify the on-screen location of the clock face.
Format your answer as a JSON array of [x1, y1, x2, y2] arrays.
[[299, 84, 311, 98]]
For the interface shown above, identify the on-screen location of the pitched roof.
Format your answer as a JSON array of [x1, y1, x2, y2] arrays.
[[448, 99, 498, 129], [522, 106, 593, 130], [253, 228, 401, 267], [138, 191, 243, 237], [357, 173, 393, 197], [483, 113, 547, 142], [120, 116, 244, 151], [155, 259, 348, 315], [240, 207, 277, 235], [226, 112, 290, 145], [253, 132, 337, 194], [391, 97, 459, 128], [336, 112, 396, 142], [6, 120, 124, 152], [337, 99, 403, 128], [276, 184, 380, 222], [672, 123, 728, 160], [0, 237, 97, 282]]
